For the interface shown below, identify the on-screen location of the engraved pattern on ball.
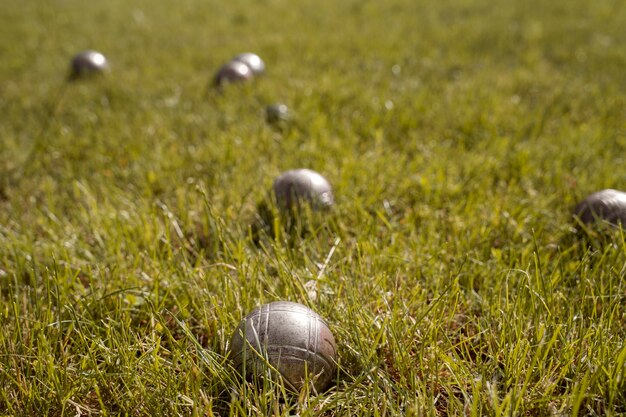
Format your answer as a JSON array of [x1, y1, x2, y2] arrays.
[[232, 52, 266, 75], [273, 169, 334, 210], [230, 301, 338, 392], [574, 189, 626, 226], [70, 50, 109, 78], [214, 60, 253, 87]]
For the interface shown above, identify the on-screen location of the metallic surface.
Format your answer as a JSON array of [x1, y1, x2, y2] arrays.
[[266, 103, 291, 124], [214, 60, 253, 87], [70, 50, 109, 78], [233, 52, 266, 75], [230, 301, 338, 393], [273, 169, 334, 210], [574, 189, 626, 226]]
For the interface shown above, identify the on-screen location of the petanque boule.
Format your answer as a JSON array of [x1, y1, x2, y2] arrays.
[[266, 103, 291, 125], [232, 52, 266, 76], [69, 50, 109, 79], [574, 189, 626, 226], [213, 60, 253, 87], [273, 169, 334, 210], [230, 301, 338, 393]]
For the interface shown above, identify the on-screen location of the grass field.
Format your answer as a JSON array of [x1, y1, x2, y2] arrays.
[[1, 0, 626, 415]]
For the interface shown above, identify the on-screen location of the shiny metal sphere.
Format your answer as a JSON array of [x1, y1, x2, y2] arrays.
[[574, 189, 626, 226], [70, 50, 109, 78], [230, 301, 338, 393], [273, 169, 334, 210], [266, 103, 291, 124], [232, 52, 265, 75], [214, 60, 253, 87]]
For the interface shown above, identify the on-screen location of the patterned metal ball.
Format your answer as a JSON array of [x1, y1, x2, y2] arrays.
[[273, 169, 334, 210], [230, 301, 338, 393], [266, 103, 291, 125], [70, 50, 109, 78], [214, 60, 253, 87], [232, 52, 266, 76], [574, 189, 626, 226]]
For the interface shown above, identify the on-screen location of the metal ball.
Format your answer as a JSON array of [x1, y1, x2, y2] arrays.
[[70, 50, 109, 78], [574, 189, 626, 226], [214, 60, 253, 87], [266, 103, 291, 125], [273, 169, 334, 210], [232, 52, 265, 76], [230, 301, 338, 393]]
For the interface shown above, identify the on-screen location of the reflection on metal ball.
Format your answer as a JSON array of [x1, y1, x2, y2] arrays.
[[214, 60, 253, 87], [230, 301, 338, 393], [70, 50, 109, 79], [232, 52, 266, 76], [574, 189, 626, 226], [273, 169, 334, 210]]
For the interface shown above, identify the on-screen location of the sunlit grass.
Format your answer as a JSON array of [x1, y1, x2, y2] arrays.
[[1, 0, 625, 415]]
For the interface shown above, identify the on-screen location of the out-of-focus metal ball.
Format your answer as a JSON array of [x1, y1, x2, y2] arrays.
[[266, 103, 291, 125], [214, 60, 253, 87], [273, 169, 334, 210], [230, 301, 337, 393], [574, 189, 626, 226], [70, 50, 109, 78], [232, 52, 265, 76]]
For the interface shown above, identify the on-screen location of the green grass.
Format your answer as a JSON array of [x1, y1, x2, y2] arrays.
[[1, 0, 626, 415]]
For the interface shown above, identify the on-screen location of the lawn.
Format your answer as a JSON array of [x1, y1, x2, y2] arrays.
[[1, 0, 625, 415]]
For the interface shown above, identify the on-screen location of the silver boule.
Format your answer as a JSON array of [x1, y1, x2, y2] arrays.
[[70, 50, 109, 78], [574, 189, 626, 226], [214, 60, 253, 87], [266, 103, 291, 124], [230, 301, 338, 393], [273, 169, 334, 210], [232, 52, 265, 75]]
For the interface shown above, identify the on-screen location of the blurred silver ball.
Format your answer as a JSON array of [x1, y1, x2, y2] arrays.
[[230, 301, 338, 393], [70, 50, 109, 78], [232, 52, 265, 76], [214, 60, 253, 87], [266, 103, 291, 125], [574, 189, 626, 226], [273, 169, 334, 210]]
